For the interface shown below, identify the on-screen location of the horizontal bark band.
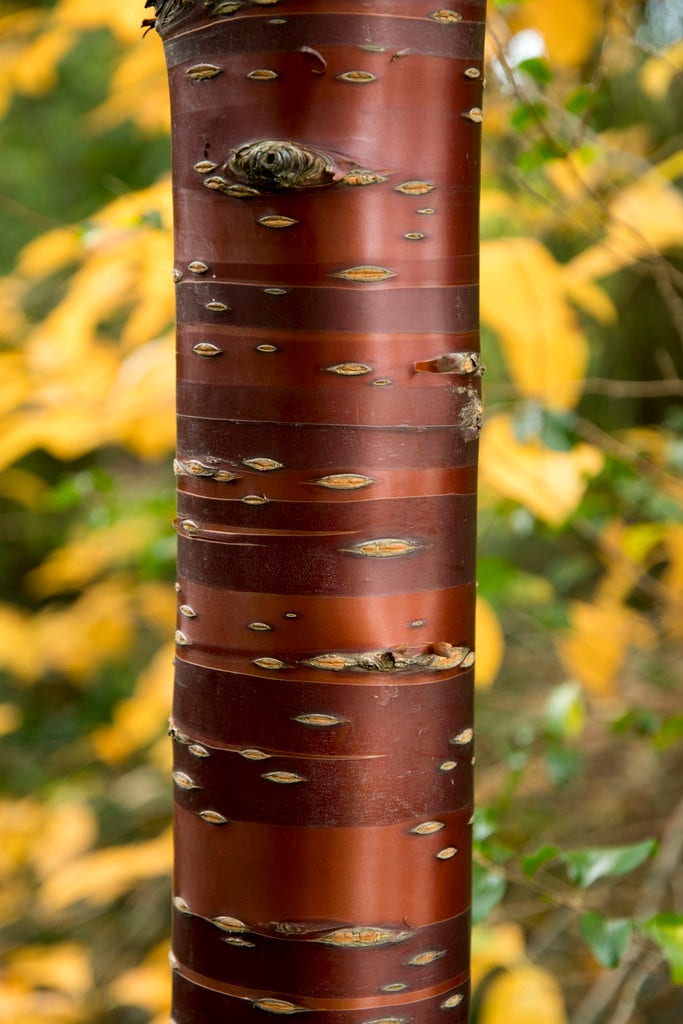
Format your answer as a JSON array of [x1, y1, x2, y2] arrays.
[[173, 193, 479, 287], [177, 417, 479, 470], [163, 13, 485, 65], [176, 490, 475, 536], [174, 253, 479, 291], [173, 656, 474, 755], [172, 969, 468, 1023], [173, 579, 477, 647], [177, 327, 481, 389], [176, 283, 479, 335], [177, 466, 478, 503], [177, 507, 476, 598], [179, 324, 479, 369], [174, 804, 472, 925], [173, 742, 472, 826], [173, 905, 470, 1001], [176, 380, 481, 429]]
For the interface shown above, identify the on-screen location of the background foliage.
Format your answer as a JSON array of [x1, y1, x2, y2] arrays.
[[0, 1, 681, 1021]]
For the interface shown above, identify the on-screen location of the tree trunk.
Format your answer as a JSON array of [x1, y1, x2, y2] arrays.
[[152, 2, 485, 1020]]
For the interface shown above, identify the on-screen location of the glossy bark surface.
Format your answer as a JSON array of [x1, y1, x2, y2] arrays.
[[154, 2, 485, 1020]]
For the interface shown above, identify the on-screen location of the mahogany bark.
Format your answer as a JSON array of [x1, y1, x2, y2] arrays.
[[151, 2, 486, 1021]]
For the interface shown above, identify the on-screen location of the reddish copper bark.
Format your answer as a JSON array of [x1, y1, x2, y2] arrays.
[[153, 2, 485, 1020]]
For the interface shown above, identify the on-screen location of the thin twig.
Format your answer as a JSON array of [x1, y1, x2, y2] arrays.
[[580, 377, 683, 398]]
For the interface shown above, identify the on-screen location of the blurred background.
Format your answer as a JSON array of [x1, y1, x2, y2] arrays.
[[0, 1, 681, 1021]]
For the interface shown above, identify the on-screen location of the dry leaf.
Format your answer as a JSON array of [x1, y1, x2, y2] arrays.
[[475, 598, 505, 689], [481, 238, 593, 410], [568, 168, 683, 281], [471, 923, 525, 989], [92, 642, 174, 764], [39, 829, 172, 913], [109, 941, 171, 1015], [480, 414, 604, 525], [478, 964, 568, 1024], [558, 601, 656, 698], [639, 39, 683, 100], [6, 943, 92, 998]]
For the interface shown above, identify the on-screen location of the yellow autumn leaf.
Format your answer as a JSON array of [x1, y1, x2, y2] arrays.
[[0, 353, 30, 415], [639, 39, 683, 99], [6, 944, 92, 998], [508, 0, 601, 69], [472, 923, 526, 989], [660, 524, 683, 642], [0, 10, 41, 40], [39, 828, 172, 913], [478, 964, 568, 1024], [26, 254, 135, 369], [0, 799, 44, 872], [0, 605, 40, 681], [0, 406, 112, 471], [107, 336, 175, 457], [563, 273, 616, 326], [148, 731, 174, 773], [475, 597, 505, 689], [0, 467, 48, 508], [590, 520, 666, 609], [568, 165, 683, 281], [0, 984, 83, 1024], [110, 941, 171, 1016], [480, 414, 604, 525], [92, 642, 174, 765], [557, 600, 656, 698], [136, 582, 177, 633], [120, 233, 175, 348], [54, 0, 144, 43], [0, 583, 135, 684], [27, 518, 160, 596], [89, 40, 170, 135], [16, 226, 82, 279], [5, 23, 74, 99], [481, 188, 518, 221], [0, 798, 94, 929], [0, 12, 41, 117], [0, 278, 25, 343], [33, 579, 135, 682], [0, 703, 22, 737], [30, 801, 98, 882], [481, 238, 592, 410]]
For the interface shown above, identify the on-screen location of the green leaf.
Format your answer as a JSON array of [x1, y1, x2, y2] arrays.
[[612, 708, 660, 737], [565, 87, 592, 115], [517, 57, 554, 86], [479, 838, 514, 865], [522, 845, 559, 878], [510, 101, 549, 132], [545, 745, 582, 787], [472, 863, 507, 924], [473, 806, 499, 843], [643, 914, 683, 983], [544, 682, 586, 740], [562, 839, 657, 888], [580, 912, 633, 968], [541, 410, 576, 452], [653, 714, 683, 751]]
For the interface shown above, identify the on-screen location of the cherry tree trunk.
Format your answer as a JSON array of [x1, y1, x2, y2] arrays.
[[151, 2, 486, 1021]]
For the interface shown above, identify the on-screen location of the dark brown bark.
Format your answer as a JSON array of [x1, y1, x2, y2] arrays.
[[153, 2, 485, 1020]]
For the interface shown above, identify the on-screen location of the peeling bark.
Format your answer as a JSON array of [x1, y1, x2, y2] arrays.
[[152, 1, 486, 1020]]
